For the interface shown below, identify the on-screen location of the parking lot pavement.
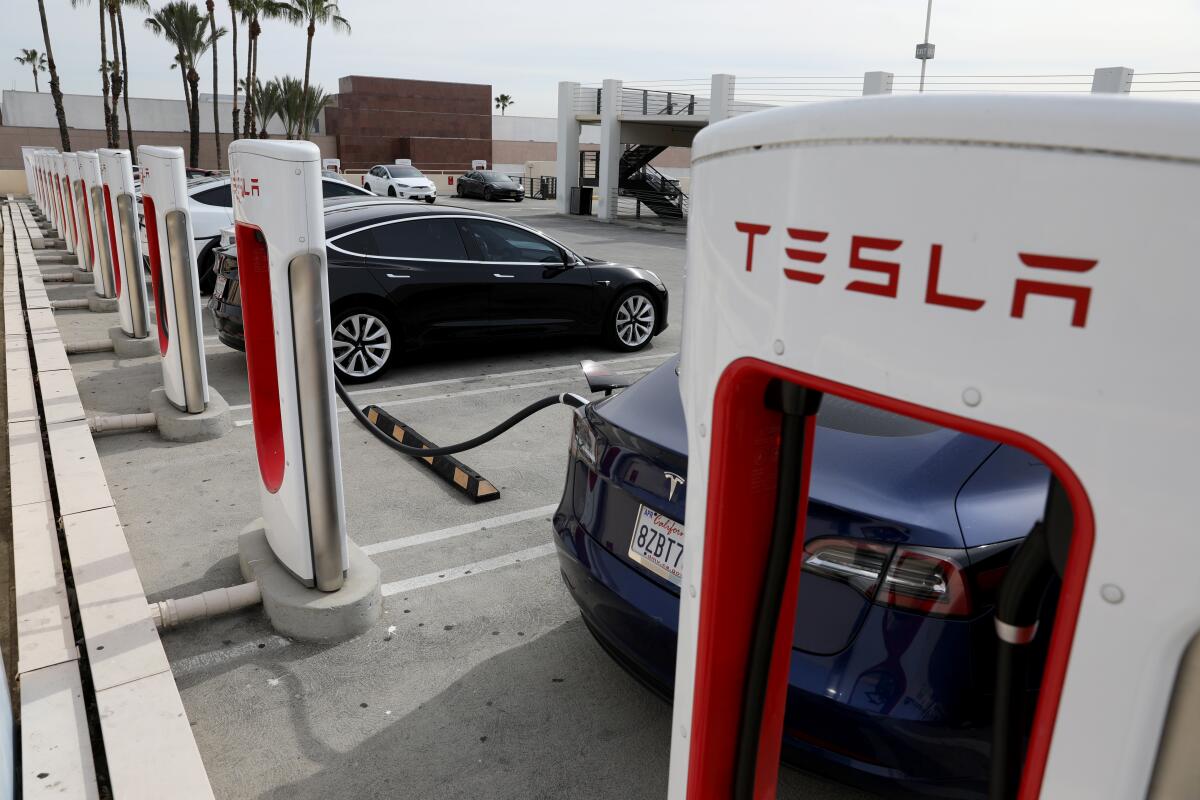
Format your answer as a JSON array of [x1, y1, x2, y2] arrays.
[[52, 208, 875, 799]]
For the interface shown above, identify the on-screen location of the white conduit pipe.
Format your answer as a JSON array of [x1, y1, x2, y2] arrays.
[[88, 412, 157, 434], [149, 582, 263, 629], [43, 273, 76, 283], [52, 299, 92, 312], [65, 338, 115, 353]]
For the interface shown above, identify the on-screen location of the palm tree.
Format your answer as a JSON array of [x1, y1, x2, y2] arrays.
[[285, 0, 347, 140], [112, 0, 150, 155], [70, 0, 114, 145], [494, 93, 515, 115], [13, 49, 47, 92], [205, 0, 221, 167], [239, 0, 297, 137], [33, 0, 70, 150], [105, 0, 123, 147], [146, 1, 225, 167], [254, 77, 282, 137], [228, 0, 241, 137]]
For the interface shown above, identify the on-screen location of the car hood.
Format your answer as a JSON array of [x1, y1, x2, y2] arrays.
[[593, 356, 1001, 549], [391, 177, 434, 187]]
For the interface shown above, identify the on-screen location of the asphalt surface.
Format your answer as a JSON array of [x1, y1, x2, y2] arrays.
[[53, 197, 875, 799]]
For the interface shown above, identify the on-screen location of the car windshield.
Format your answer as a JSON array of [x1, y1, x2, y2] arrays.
[[386, 166, 422, 178], [480, 171, 510, 182]]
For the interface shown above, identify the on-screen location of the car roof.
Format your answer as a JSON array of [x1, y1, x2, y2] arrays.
[[323, 200, 514, 236]]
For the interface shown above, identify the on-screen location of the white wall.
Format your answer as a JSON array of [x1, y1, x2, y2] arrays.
[[1, 90, 324, 135], [493, 114, 598, 145]]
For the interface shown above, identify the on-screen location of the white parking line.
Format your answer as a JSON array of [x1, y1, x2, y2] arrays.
[[362, 504, 558, 556], [379, 543, 556, 597], [169, 635, 291, 678], [225, 351, 674, 413], [231, 366, 656, 428]]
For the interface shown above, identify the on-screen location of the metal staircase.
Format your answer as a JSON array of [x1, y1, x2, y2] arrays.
[[617, 145, 686, 220]]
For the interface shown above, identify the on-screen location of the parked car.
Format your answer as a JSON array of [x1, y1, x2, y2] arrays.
[[554, 356, 1053, 798], [137, 174, 373, 293], [456, 170, 524, 201], [209, 201, 669, 382], [363, 164, 437, 202]]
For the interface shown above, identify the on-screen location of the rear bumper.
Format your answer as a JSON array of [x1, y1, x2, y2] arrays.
[[209, 292, 246, 351]]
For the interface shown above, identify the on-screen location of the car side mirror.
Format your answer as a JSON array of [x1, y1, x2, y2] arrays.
[[581, 359, 631, 395]]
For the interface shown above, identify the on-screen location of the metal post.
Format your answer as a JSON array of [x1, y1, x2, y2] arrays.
[[643, 89, 648, 115], [688, 95, 695, 115], [667, 91, 674, 115], [918, 0, 934, 93]]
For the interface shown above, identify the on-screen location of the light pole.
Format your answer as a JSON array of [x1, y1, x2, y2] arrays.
[[916, 0, 935, 92]]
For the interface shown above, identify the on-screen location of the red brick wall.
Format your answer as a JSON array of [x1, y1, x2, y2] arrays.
[[326, 77, 492, 170]]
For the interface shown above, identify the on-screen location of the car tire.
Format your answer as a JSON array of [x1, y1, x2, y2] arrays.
[[425, 196, 436, 204], [197, 237, 219, 295], [456, 183, 464, 197], [387, 186, 396, 198], [483, 187, 493, 201], [330, 306, 396, 384], [605, 288, 657, 352], [515, 195, 523, 203]]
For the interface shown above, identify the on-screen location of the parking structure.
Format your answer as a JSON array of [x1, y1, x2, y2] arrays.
[[40, 195, 874, 799]]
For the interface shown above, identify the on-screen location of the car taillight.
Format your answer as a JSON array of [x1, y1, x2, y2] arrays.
[[803, 537, 974, 618], [571, 409, 599, 468]]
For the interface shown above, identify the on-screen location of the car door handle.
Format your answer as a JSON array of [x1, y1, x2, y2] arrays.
[[493, 273, 515, 278], [386, 273, 411, 279]]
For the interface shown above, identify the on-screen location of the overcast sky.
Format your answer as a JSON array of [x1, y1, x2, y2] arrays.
[[4, 0, 1198, 118]]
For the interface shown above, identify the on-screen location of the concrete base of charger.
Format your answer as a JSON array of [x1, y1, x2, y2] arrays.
[[238, 520, 382, 642], [149, 386, 233, 441], [109, 325, 160, 358], [74, 270, 95, 284], [88, 295, 118, 313]]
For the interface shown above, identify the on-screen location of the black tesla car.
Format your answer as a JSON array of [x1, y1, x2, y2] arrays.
[[209, 200, 669, 382], [455, 170, 524, 201]]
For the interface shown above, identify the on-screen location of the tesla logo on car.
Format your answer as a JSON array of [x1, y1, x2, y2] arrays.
[[232, 175, 261, 198], [664, 472, 685, 502], [734, 222, 1098, 329]]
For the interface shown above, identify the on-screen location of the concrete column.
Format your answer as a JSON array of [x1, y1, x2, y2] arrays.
[[1092, 67, 1134, 94], [863, 71, 894, 95], [709, 74, 736, 122], [597, 78, 622, 222], [555, 81, 582, 215]]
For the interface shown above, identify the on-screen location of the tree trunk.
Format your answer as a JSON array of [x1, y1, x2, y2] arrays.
[[230, 1, 239, 139], [33, 69, 40, 93], [300, 20, 314, 140], [117, 3, 135, 155], [207, 0, 221, 168], [99, 1, 113, 147], [188, 70, 201, 168], [243, 25, 256, 138], [36, 0, 70, 150], [107, 1, 122, 147], [250, 28, 260, 136]]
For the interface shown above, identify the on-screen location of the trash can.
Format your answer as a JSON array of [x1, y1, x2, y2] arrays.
[[540, 176, 556, 200], [569, 186, 593, 215]]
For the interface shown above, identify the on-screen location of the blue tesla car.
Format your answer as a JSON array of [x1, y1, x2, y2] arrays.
[[552, 356, 1052, 798]]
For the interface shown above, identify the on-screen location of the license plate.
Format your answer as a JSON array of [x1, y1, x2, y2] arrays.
[[628, 505, 685, 586], [213, 274, 227, 299]]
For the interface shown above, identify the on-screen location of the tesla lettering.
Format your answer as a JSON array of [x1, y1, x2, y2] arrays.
[[734, 221, 1097, 328]]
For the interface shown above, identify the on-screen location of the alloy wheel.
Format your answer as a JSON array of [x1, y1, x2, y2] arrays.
[[614, 293, 655, 347], [331, 312, 392, 379]]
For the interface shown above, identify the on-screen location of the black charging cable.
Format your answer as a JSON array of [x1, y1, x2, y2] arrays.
[[335, 377, 587, 458]]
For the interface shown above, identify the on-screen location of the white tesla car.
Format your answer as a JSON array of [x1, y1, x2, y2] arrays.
[[363, 164, 437, 203]]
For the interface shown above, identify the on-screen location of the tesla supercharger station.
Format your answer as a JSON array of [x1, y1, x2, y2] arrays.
[[137, 145, 210, 412], [98, 148, 151, 338], [52, 153, 75, 255], [229, 139, 348, 592], [669, 95, 1200, 799], [47, 151, 65, 236], [20, 146, 38, 203], [63, 153, 94, 273], [79, 152, 116, 299]]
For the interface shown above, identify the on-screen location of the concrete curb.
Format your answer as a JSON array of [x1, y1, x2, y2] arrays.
[[108, 325, 159, 359], [149, 386, 233, 442], [238, 520, 382, 642], [74, 270, 95, 284], [87, 295, 118, 313]]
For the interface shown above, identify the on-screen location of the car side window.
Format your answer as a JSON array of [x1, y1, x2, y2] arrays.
[[371, 218, 468, 260], [322, 180, 365, 198], [458, 220, 564, 264], [332, 228, 377, 256], [193, 184, 233, 208]]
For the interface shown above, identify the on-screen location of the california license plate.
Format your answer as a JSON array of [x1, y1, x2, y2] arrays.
[[628, 505, 685, 586]]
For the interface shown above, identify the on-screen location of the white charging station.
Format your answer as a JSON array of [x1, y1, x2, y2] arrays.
[[229, 139, 348, 592], [63, 153, 93, 273], [78, 152, 116, 299], [20, 146, 38, 204], [53, 153, 76, 255], [45, 151, 63, 237], [137, 145, 210, 412], [31, 150, 45, 212], [98, 148, 151, 338], [669, 95, 1200, 799]]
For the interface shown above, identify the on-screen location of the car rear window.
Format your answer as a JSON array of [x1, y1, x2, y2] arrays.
[[322, 180, 367, 198], [361, 218, 468, 260], [192, 184, 233, 208]]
